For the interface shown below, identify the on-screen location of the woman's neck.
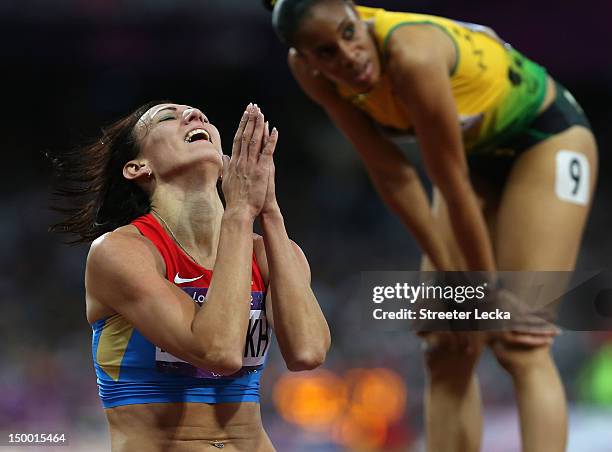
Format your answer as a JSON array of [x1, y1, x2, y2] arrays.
[[150, 182, 225, 267]]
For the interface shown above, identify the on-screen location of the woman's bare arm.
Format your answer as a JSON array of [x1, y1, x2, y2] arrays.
[[386, 25, 496, 271], [86, 212, 254, 376], [288, 49, 454, 270]]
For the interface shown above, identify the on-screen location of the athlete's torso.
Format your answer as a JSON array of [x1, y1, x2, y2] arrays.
[[91, 213, 271, 409], [336, 6, 549, 153], [105, 401, 274, 452]]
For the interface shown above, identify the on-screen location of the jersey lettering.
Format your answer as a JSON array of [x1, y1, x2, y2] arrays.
[[155, 288, 270, 378], [243, 310, 271, 366]]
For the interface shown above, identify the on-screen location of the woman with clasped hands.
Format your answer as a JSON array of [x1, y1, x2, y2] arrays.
[[51, 102, 331, 451]]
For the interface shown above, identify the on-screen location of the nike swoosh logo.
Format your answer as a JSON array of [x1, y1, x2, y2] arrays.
[[174, 273, 204, 284]]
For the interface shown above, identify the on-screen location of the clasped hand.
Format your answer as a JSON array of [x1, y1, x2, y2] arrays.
[[222, 103, 279, 219]]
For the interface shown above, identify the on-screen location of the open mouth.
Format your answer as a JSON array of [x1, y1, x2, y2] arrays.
[[184, 128, 212, 144]]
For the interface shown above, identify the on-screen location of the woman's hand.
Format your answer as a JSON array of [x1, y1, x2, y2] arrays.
[[261, 121, 280, 216], [222, 104, 275, 220]]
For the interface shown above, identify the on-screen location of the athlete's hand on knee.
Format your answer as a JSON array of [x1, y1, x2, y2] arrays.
[[492, 288, 560, 347], [492, 329, 559, 348], [260, 119, 280, 216], [491, 317, 560, 347], [222, 104, 271, 219]]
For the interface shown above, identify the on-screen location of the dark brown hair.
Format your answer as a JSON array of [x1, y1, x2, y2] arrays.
[[267, 0, 351, 47], [49, 101, 168, 243]]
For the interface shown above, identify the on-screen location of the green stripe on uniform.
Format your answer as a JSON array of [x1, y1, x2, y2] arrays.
[[383, 21, 461, 75]]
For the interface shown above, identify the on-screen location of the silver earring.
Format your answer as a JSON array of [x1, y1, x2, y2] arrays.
[[147, 168, 152, 177]]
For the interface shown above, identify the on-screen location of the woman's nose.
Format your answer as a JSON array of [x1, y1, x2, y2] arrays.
[[339, 44, 358, 70], [183, 108, 208, 124]]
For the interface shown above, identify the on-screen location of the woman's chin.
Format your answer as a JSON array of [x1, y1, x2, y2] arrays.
[[176, 152, 224, 180]]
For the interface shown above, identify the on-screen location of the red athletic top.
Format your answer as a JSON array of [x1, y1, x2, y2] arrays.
[[132, 213, 266, 295], [93, 213, 270, 408]]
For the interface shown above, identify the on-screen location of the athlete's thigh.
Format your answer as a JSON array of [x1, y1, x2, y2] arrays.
[[495, 126, 598, 270]]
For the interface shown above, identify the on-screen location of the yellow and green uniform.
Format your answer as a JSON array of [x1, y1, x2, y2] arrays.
[[336, 6, 550, 154]]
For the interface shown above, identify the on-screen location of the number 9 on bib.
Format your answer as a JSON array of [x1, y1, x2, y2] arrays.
[[555, 150, 590, 206]]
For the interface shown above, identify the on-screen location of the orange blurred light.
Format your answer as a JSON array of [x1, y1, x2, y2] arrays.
[[346, 368, 407, 423], [273, 370, 347, 431], [272, 367, 408, 449], [333, 409, 388, 450]]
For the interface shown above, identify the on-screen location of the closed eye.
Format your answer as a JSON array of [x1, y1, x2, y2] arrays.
[[159, 115, 176, 122]]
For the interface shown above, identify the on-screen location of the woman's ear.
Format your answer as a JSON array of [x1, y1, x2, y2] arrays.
[[289, 47, 305, 60], [289, 47, 319, 75], [123, 160, 151, 181]]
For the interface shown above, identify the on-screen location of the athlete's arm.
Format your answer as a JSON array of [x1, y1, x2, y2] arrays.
[[252, 123, 330, 371], [386, 25, 496, 271], [288, 49, 453, 270], [86, 213, 254, 376], [255, 232, 330, 372]]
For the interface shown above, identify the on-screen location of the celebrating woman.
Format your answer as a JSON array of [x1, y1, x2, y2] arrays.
[[50, 102, 330, 451]]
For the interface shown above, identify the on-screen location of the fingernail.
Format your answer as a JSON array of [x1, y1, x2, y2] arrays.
[[272, 127, 278, 134]]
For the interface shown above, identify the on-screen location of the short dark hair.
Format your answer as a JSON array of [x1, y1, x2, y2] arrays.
[[267, 0, 350, 47], [49, 101, 169, 243]]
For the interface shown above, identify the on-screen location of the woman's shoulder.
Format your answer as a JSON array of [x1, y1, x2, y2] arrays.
[[89, 224, 147, 252], [252, 234, 269, 284], [384, 19, 457, 78], [87, 224, 164, 274], [85, 225, 163, 324]]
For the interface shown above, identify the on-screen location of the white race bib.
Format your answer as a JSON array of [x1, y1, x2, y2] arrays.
[[155, 288, 271, 378], [555, 150, 590, 206]]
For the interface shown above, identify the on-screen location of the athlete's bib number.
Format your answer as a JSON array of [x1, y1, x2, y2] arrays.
[[243, 309, 270, 367], [555, 150, 590, 206], [155, 288, 271, 378]]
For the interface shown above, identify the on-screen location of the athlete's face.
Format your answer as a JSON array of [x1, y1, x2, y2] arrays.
[[296, 2, 381, 92], [132, 103, 223, 180]]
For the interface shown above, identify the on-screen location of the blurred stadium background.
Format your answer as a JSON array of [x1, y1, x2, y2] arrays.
[[1, 0, 611, 450]]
